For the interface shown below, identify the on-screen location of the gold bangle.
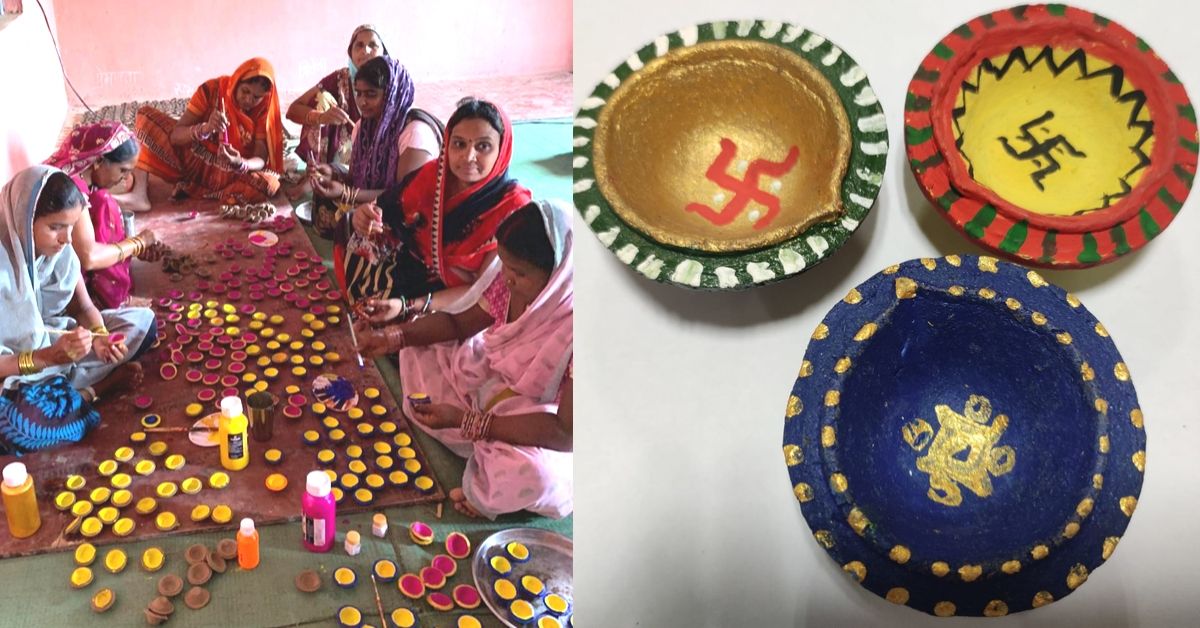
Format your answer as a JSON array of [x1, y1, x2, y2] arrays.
[[18, 351, 38, 376], [90, 324, 109, 335], [306, 110, 321, 126]]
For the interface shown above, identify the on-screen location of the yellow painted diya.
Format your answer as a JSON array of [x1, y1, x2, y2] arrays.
[[576, 20, 888, 289], [906, 4, 1196, 268]]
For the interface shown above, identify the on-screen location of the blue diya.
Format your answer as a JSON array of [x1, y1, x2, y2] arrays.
[[782, 255, 1145, 617], [312, 374, 359, 412]]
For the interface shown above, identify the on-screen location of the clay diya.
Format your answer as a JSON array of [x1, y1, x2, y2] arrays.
[[420, 565, 447, 590], [334, 567, 358, 589], [446, 531, 472, 559], [544, 593, 571, 616], [398, 573, 425, 599], [295, 569, 322, 593], [391, 608, 418, 628], [372, 559, 398, 583], [427, 592, 454, 611], [905, 4, 1196, 268], [576, 20, 887, 289], [783, 256, 1145, 616], [493, 578, 517, 601], [184, 587, 210, 610], [452, 583, 481, 610]]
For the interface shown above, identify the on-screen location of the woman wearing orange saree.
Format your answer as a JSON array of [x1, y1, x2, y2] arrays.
[[133, 57, 284, 203]]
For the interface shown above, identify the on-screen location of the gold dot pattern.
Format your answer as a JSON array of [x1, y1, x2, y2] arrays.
[[812, 324, 830, 340], [1031, 312, 1047, 325], [1005, 297, 1021, 310], [945, 255, 962, 266], [847, 508, 868, 536], [1095, 399, 1109, 414], [1080, 362, 1095, 381], [1120, 496, 1138, 517], [853, 323, 878, 341], [813, 530, 834, 548], [783, 445, 803, 466], [894, 277, 917, 299], [1001, 560, 1021, 574], [1027, 270, 1048, 287], [1063, 522, 1080, 538], [983, 600, 1009, 617], [1065, 293, 1081, 307], [1066, 563, 1089, 590], [798, 361, 814, 378], [888, 545, 911, 564], [1102, 536, 1120, 560], [978, 287, 997, 299], [833, 357, 852, 374], [931, 561, 950, 577], [830, 473, 848, 493], [1056, 332, 1073, 345], [1130, 409, 1144, 428], [948, 285, 965, 296], [824, 391, 840, 407], [1094, 323, 1109, 337], [1032, 591, 1054, 608], [793, 483, 813, 503], [958, 565, 982, 582], [977, 256, 999, 273], [882, 264, 900, 275], [1098, 435, 1110, 453], [1031, 545, 1049, 560], [1114, 362, 1130, 381], [933, 601, 956, 617], [844, 288, 863, 304], [821, 426, 836, 448], [1131, 450, 1145, 472], [885, 588, 909, 604], [843, 561, 866, 583], [1077, 498, 1095, 518], [920, 258, 937, 270]]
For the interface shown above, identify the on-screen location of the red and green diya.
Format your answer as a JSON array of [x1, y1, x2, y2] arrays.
[[905, 4, 1196, 267]]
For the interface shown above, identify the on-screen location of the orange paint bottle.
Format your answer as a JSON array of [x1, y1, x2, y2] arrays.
[[237, 517, 259, 570]]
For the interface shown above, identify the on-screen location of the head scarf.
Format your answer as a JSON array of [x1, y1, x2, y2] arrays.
[[348, 56, 415, 189], [0, 166, 82, 381], [472, 198, 573, 403], [346, 24, 389, 81], [210, 57, 285, 172], [44, 122, 135, 179]]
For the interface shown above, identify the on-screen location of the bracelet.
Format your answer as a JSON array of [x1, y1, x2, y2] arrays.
[[420, 293, 433, 315], [191, 124, 212, 141], [340, 185, 358, 206], [90, 324, 109, 337], [305, 110, 321, 126], [17, 351, 39, 376], [384, 326, 407, 353], [459, 409, 495, 441]]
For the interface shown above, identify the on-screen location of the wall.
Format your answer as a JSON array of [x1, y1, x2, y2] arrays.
[[0, 0, 68, 183], [51, 0, 572, 106]]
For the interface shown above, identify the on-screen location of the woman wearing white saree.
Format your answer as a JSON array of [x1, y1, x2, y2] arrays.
[[0, 166, 155, 454]]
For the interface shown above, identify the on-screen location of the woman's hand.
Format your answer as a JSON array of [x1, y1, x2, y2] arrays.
[[350, 201, 383, 237], [207, 103, 229, 136], [319, 106, 352, 126], [92, 334, 128, 364], [355, 324, 391, 358], [47, 328, 92, 364], [410, 402, 465, 431], [311, 176, 342, 200], [134, 228, 164, 262], [219, 144, 245, 170], [360, 298, 405, 324]]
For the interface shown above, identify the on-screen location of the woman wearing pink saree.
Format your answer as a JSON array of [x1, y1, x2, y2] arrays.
[[357, 200, 572, 519]]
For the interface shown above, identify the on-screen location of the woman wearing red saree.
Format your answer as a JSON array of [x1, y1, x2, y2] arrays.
[[339, 98, 531, 317], [44, 122, 164, 309], [133, 57, 284, 203]]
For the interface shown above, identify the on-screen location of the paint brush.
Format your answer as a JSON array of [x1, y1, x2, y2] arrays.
[[144, 426, 217, 433], [347, 314, 365, 368], [46, 328, 109, 337], [369, 573, 390, 628]]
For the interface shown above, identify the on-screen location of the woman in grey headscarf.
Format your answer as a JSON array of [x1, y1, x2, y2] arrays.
[[0, 165, 155, 453]]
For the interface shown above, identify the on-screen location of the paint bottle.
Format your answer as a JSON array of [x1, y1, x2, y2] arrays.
[[2, 462, 41, 538], [301, 470, 335, 552], [218, 396, 250, 471], [237, 517, 260, 570]]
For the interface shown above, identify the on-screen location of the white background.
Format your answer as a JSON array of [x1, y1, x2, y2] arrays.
[[573, 1, 1200, 626]]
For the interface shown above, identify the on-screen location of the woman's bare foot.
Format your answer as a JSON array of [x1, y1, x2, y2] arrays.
[[449, 487, 482, 518], [90, 362, 143, 402], [126, 295, 153, 308]]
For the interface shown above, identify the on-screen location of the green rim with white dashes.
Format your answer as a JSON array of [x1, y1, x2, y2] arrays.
[[574, 20, 888, 290]]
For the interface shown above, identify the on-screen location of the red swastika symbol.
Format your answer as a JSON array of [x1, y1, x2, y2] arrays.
[[685, 138, 799, 230]]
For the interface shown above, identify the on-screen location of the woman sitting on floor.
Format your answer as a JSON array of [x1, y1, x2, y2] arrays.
[[133, 57, 284, 203], [304, 54, 441, 236], [0, 167, 156, 454], [357, 200, 572, 519], [44, 121, 165, 310], [338, 97, 531, 316]]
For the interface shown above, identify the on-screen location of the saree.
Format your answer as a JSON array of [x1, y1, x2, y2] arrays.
[[296, 24, 388, 166], [0, 166, 155, 453], [43, 121, 136, 309], [134, 57, 283, 203], [338, 104, 531, 304], [399, 199, 573, 519]]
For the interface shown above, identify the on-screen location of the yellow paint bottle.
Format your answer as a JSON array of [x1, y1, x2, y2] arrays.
[[218, 397, 250, 471], [2, 462, 42, 538]]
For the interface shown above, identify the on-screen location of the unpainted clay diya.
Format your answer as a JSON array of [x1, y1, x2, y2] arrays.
[[784, 255, 1146, 616], [577, 20, 887, 290], [184, 586, 210, 610], [215, 538, 238, 561], [295, 569, 322, 593], [187, 562, 212, 586], [185, 544, 208, 565], [905, 4, 1196, 268]]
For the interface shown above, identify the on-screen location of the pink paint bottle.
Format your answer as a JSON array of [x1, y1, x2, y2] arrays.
[[301, 471, 335, 552]]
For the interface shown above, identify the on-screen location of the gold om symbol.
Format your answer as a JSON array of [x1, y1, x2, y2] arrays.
[[902, 395, 1016, 507]]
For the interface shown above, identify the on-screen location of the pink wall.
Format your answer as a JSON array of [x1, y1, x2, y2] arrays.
[[0, 0, 68, 183], [52, 0, 572, 107]]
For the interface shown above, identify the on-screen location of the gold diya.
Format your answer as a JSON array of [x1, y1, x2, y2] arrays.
[[576, 20, 888, 289]]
